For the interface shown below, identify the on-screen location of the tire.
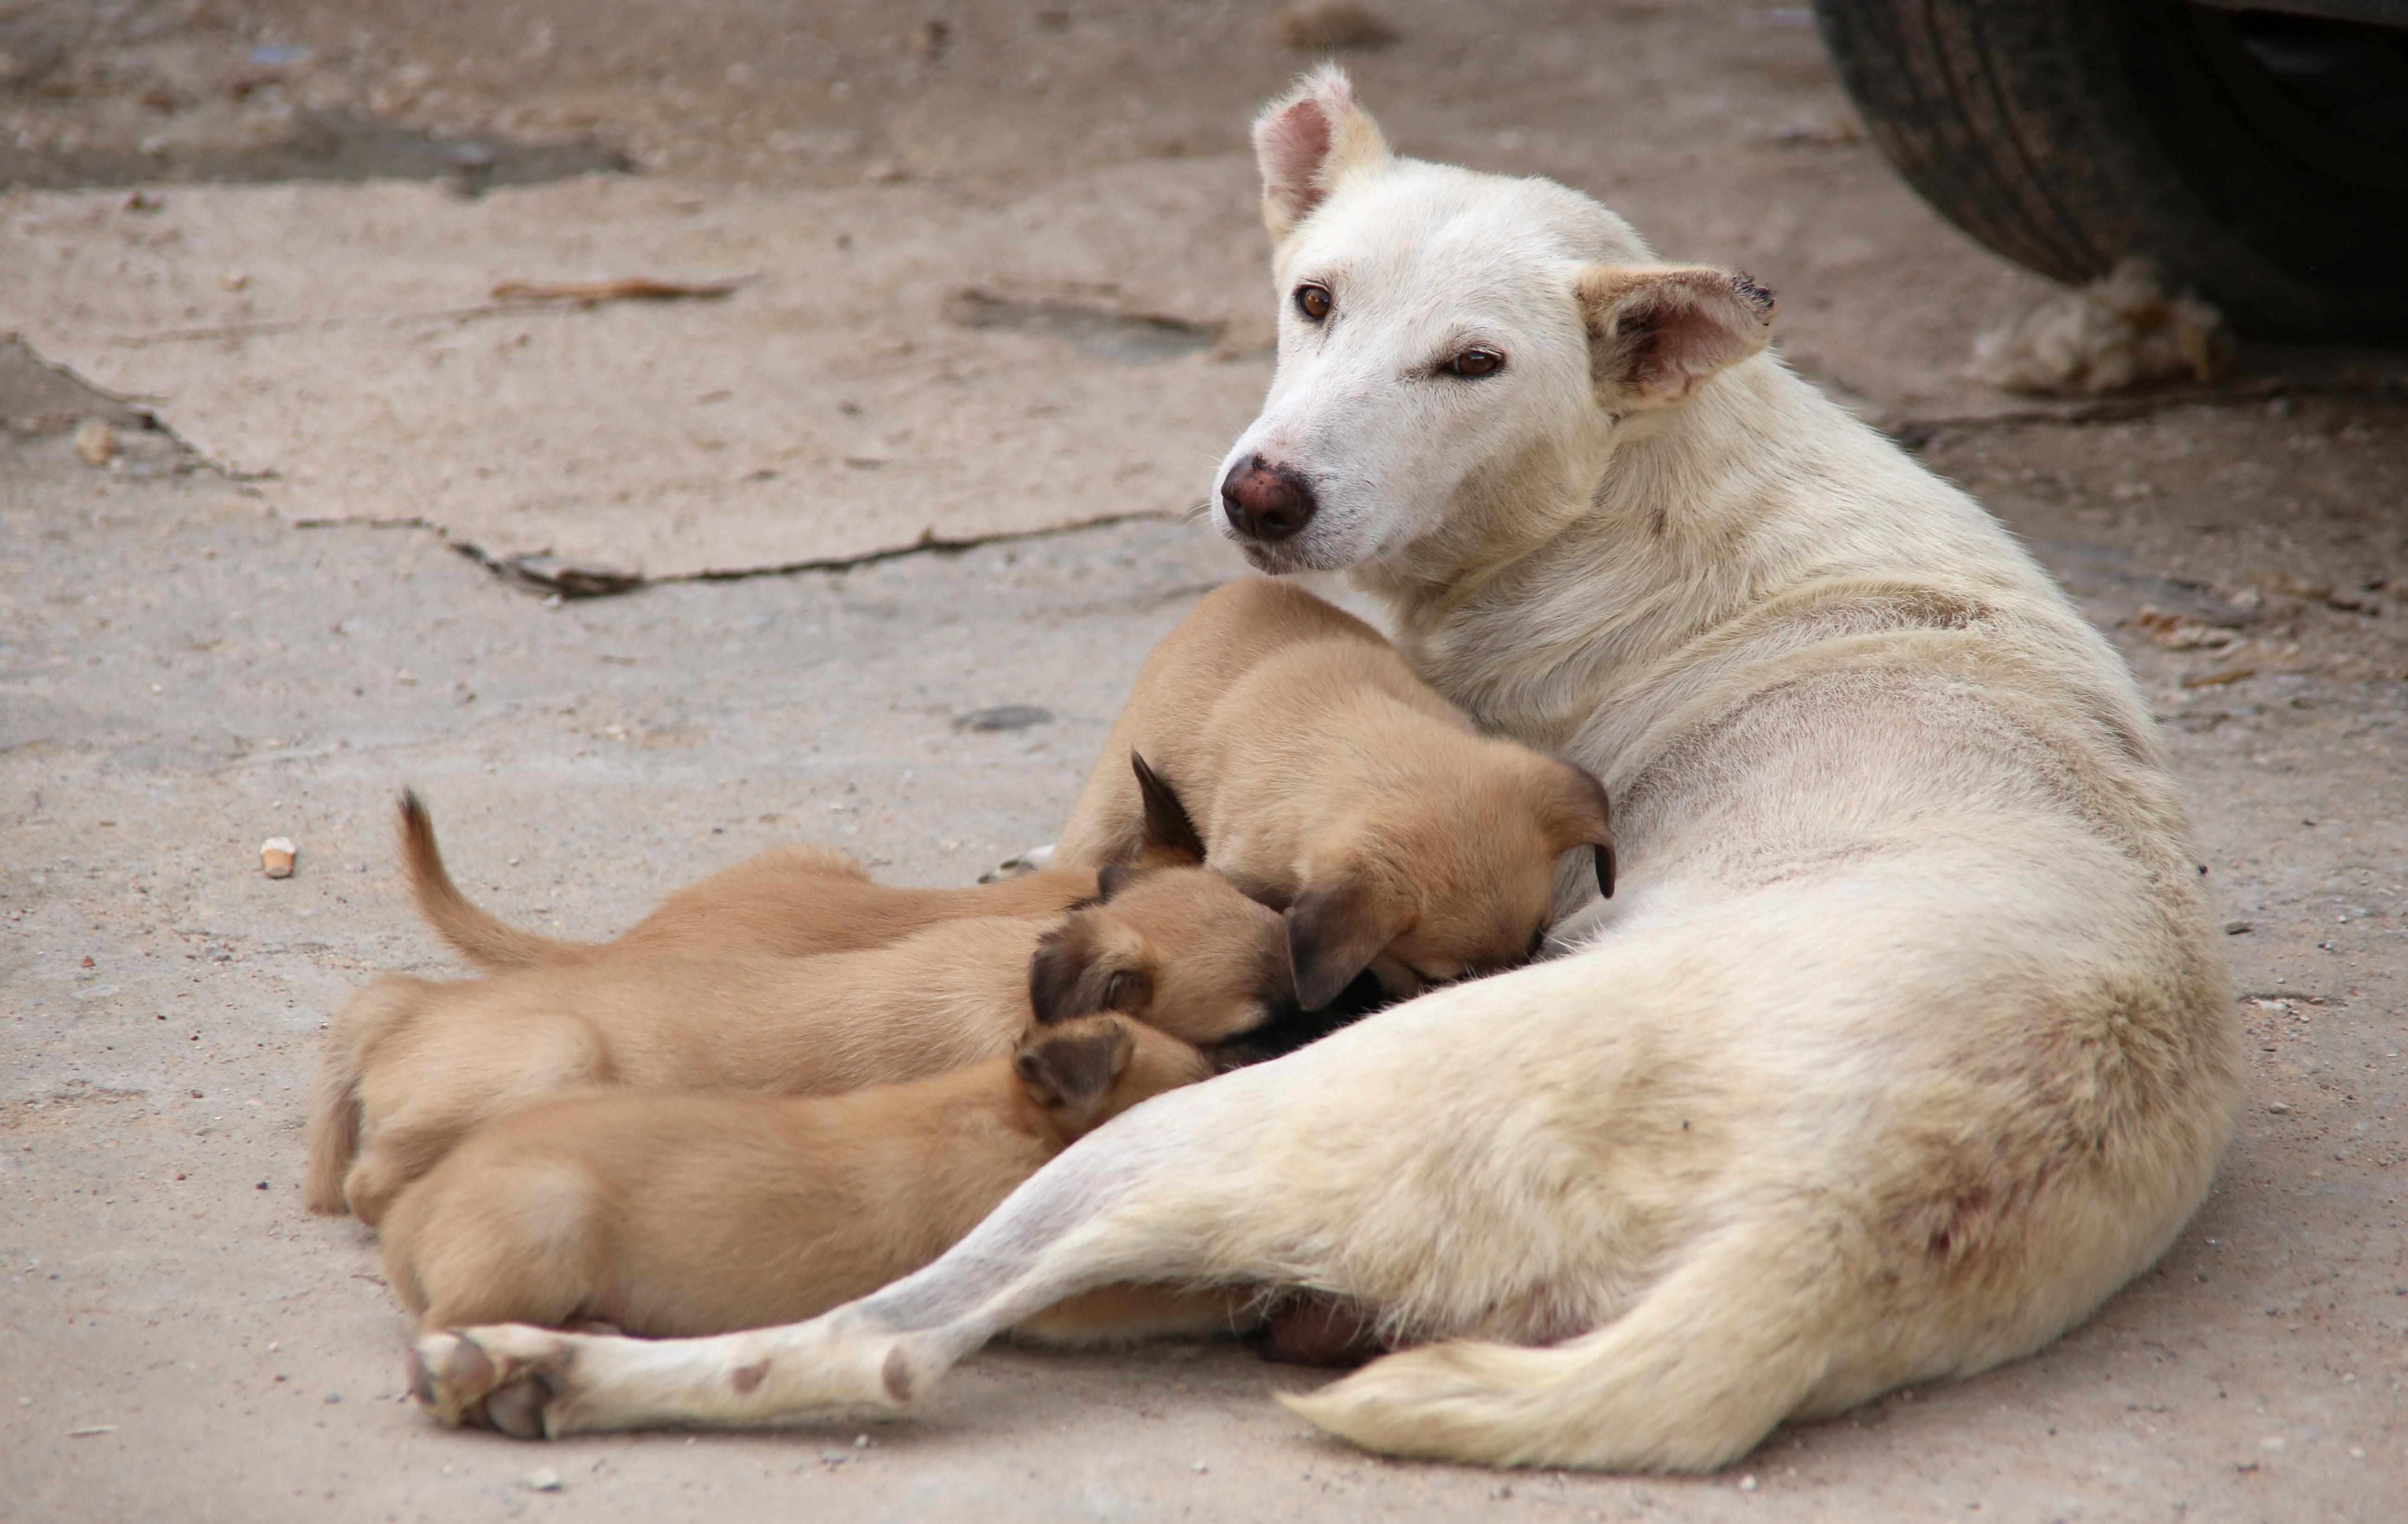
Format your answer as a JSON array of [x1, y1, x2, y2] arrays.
[[1812, 0, 2408, 341]]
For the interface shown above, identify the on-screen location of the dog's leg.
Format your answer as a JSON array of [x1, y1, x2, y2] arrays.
[[406, 949, 1688, 1440], [409, 1075, 1257, 1435]]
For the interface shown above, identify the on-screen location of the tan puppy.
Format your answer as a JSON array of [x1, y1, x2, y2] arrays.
[[1054, 576, 1614, 1006], [307, 862, 1291, 1225], [381, 1016, 1214, 1347], [397, 790, 1103, 971]]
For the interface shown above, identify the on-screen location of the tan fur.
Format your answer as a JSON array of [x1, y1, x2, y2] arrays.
[[398, 789, 1100, 971], [380, 1017, 1215, 1339], [404, 71, 2237, 1473], [1053, 577, 1612, 1004], [308, 866, 1290, 1224]]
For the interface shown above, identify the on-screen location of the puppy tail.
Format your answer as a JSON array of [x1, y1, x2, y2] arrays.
[[398, 790, 591, 971], [306, 977, 428, 1215], [1277, 1212, 1851, 1472]]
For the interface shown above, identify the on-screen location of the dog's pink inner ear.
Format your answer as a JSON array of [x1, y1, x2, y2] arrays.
[[1258, 97, 1335, 231], [1581, 267, 1775, 409], [1251, 68, 1388, 239]]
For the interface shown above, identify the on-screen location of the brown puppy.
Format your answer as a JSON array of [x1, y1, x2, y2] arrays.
[[307, 864, 1292, 1225], [398, 790, 1103, 971], [380, 1016, 1215, 1343], [1053, 577, 1615, 1007]]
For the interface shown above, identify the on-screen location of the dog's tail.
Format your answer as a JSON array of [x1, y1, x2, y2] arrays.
[[305, 976, 431, 1215], [398, 790, 592, 971], [1277, 1209, 1856, 1472]]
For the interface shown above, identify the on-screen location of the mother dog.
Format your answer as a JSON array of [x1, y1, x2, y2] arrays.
[[409, 70, 2238, 1471]]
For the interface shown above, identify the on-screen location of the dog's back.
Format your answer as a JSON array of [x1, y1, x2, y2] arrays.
[[398, 789, 1098, 971]]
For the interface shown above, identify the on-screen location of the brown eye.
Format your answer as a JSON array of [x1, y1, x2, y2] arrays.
[[1294, 283, 1332, 322], [1445, 348, 1504, 378]]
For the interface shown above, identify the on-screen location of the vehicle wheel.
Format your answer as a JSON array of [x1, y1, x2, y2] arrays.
[[1811, 0, 2408, 341]]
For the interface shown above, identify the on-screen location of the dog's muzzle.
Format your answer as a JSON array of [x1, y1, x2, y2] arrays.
[[1220, 456, 1318, 543]]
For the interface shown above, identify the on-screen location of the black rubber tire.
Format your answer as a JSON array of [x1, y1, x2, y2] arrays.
[[1812, 0, 2408, 341]]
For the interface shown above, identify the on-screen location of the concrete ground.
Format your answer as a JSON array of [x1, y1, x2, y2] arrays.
[[4, 2, 2406, 1521]]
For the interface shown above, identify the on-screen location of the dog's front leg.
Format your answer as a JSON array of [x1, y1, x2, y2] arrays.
[[408, 1075, 1265, 1438]]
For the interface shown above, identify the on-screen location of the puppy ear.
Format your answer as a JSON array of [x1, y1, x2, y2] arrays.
[[1015, 1020, 1134, 1109], [1286, 872, 1413, 1011], [1252, 66, 1392, 241], [1543, 762, 1617, 899], [1028, 925, 1156, 1025], [1130, 752, 1207, 865], [1093, 863, 1146, 902], [1576, 265, 1774, 411]]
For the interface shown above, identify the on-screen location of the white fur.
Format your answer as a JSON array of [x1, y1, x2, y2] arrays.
[[411, 70, 2238, 1472]]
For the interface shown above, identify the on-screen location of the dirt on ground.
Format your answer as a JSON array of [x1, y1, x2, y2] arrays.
[[2, 3, 2404, 1522]]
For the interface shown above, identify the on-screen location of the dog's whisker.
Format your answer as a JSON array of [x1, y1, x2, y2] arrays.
[[1180, 501, 1217, 524]]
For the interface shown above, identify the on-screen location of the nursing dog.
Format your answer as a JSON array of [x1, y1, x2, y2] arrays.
[[396, 791, 1101, 971], [381, 1016, 1213, 1348], [408, 69, 2236, 1472], [1052, 576, 1615, 1008], [309, 806, 1291, 1225]]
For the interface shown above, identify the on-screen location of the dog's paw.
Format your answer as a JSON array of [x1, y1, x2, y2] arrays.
[[409, 1326, 575, 1439]]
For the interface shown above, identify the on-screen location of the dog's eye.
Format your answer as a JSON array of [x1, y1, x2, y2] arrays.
[[1294, 284, 1332, 322], [1443, 348, 1504, 378]]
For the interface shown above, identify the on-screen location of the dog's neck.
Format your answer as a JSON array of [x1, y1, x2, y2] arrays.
[[1347, 357, 2056, 766]]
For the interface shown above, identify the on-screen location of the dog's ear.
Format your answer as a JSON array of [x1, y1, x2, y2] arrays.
[[1028, 923, 1156, 1025], [1094, 863, 1147, 902], [1543, 761, 1617, 899], [1252, 66, 1392, 240], [1576, 265, 1775, 412], [1286, 871, 1414, 1011], [1130, 752, 1207, 865], [1015, 1019, 1135, 1110]]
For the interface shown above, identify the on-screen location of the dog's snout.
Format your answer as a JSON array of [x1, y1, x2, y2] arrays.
[[1220, 456, 1318, 542]]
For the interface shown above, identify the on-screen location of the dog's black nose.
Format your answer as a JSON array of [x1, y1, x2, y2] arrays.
[[1220, 456, 1317, 541]]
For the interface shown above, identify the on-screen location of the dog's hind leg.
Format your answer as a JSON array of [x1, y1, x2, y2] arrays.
[[1279, 1203, 1862, 1472]]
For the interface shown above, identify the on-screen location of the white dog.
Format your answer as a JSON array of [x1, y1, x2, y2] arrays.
[[406, 69, 2238, 1471]]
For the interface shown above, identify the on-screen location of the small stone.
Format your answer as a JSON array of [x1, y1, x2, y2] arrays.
[[73, 419, 115, 466], [1191, 1460, 1209, 1473], [260, 837, 297, 878], [1738, 1474, 1759, 1492], [524, 1466, 563, 1492], [852, 1433, 869, 1448], [2223, 920, 2252, 935], [2267, 1102, 2290, 1115]]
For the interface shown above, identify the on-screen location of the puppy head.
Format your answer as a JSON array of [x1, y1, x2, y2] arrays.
[[1027, 866, 1295, 1044], [1222, 74, 1771, 578], [1013, 1015, 1212, 1135], [1286, 753, 1613, 1007]]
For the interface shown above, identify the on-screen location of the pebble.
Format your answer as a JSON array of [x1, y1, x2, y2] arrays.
[[524, 1466, 563, 1492], [73, 419, 115, 466], [1738, 1473, 1759, 1492], [2267, 1102, 2291, 1115], [260, 837, 297, 878]]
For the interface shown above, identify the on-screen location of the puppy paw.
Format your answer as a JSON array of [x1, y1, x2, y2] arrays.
[[409, 1326, 575, 1438]]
